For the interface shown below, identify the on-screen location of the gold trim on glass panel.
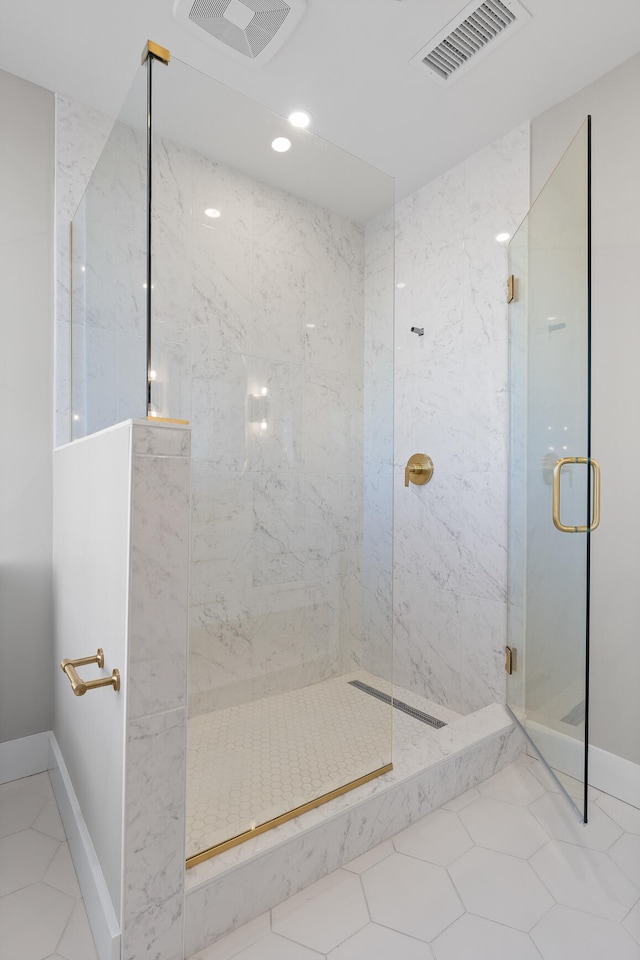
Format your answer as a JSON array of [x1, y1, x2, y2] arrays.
[[141, 40, 171, 65], [552, 457, 601, 533], [186, 762, 393, 868], [145, 416, 190, 425]]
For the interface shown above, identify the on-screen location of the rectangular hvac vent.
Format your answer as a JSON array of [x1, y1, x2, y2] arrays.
[[410, 0, 531, 86]]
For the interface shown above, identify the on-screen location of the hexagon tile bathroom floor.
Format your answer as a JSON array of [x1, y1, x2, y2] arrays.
[[189, 755, 640, 960], [0, 771, 98, 960]]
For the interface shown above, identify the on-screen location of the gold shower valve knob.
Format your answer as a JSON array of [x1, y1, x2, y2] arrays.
[[405, 453, 434, 487]]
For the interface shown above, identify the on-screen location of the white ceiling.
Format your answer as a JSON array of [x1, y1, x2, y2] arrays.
[[1, 0, 640, 203]]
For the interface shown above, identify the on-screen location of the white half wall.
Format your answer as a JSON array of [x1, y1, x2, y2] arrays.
[[53, 421, 132, 920]]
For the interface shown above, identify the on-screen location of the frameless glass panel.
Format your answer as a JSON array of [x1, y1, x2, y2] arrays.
[[70, 64, 148, 440], [150, 56, 395, 863], [507, 119, 591, 818]]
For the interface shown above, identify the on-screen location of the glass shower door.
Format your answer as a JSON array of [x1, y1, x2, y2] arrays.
[[507, 118, 593, 819]]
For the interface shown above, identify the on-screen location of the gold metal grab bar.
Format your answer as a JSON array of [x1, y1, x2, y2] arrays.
[[60, 648, 120, 696], [552, 457, 601, 533]]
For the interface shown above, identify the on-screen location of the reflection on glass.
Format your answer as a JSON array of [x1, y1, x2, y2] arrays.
[[149, 56, 395, 863], [507, 119, 590, 818], [70, 64, 148, 440]]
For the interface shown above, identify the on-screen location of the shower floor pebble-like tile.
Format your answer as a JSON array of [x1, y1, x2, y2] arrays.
[[186, 672, 457, 860]]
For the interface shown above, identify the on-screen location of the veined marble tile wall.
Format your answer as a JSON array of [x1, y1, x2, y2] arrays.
[[56, 95, 114, 446], [56, 96, 383, 716], [386, 125, 530, 715], [156, 143, 372, 714], [363, 209, 395, 681], [56, 93, 148, 444], [123, 422, 190, 960]]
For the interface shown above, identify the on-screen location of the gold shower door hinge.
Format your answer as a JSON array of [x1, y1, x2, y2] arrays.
[[507, 275, 516, 303], [505, 646, 516, 675]]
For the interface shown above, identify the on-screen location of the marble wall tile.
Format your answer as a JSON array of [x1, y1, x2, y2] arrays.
[[55, 95, 115, 443], [248, 357, 305, 474], [374, 123, 530, 715], [56, 97, 149, 444], [394, 577, 507, 714], [128, 448, 190, 720], [190, 358, 250, 468], [394, 354, 465, 475], [462, 339, 509, 474], [132, 421, 192, 458], [191, 152, 254, 240], [395, 241, 466, 367], [465, 124, 530, 245], [253, 296, 305, 366], [304, 367, 353, 475], [462, 239, 510, 349], [123, 708, 186, 960], [115, 333, 146, 424], [84, 326, 117, 435], [192, 226, 253, 356]]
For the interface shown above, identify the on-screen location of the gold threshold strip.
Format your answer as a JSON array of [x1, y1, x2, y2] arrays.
[[186, 762, 393, 869]]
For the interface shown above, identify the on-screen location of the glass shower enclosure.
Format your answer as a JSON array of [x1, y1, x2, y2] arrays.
[[507, 118, 593, 819], [70, 43, 395, 866]]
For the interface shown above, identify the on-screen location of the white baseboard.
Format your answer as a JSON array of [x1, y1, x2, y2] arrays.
[[48, 734, 121, 960], [527, 721, 640, 808], [0, 731, 50, 783]]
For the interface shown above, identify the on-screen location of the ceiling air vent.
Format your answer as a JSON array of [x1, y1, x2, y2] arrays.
[[173, 0, 307, 66], [410, 0, 531, 86]]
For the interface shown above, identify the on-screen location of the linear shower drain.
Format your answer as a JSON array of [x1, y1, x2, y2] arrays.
[[348, 680, 446, 729]]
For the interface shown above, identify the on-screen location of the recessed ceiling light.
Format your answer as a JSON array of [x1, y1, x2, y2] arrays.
[[306, 323, 316, 329], [396, 282, 406, 289], [205, 207, 221, 218], [272, 137, 291, 153], [496, 232, 510, 243], [288, 110, 311, 129]]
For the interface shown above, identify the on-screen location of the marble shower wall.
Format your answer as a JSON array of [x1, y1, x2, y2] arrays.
[[56, 96, 385, 716], [57, 83, 149, 444], [150, 141, 371, 715], [384, 125, 530, 715], [55, 95, 115, 446]]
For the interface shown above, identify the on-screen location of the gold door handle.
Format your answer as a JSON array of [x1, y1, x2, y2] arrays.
[[552, 457, 601, 532], [405, 453, 434, 487], [60, 648, 121, 696]]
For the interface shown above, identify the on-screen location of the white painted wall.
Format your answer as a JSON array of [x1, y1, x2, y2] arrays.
[[53, 422, 131, 917], [530, 53, 640, 769], [0, 69, 54, 743]]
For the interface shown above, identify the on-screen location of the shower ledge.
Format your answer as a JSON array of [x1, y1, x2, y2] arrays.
[[184, 700, 524, 956]]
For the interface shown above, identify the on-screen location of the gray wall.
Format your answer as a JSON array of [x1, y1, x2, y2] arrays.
[[531, 53, 640, 766], [0, 69, 54, 743]]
